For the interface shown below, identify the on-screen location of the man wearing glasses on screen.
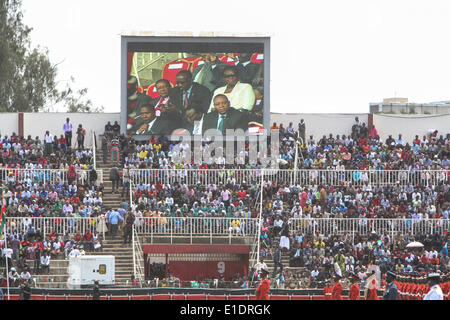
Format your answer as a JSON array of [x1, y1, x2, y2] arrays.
[[208, 66, 255, 113]]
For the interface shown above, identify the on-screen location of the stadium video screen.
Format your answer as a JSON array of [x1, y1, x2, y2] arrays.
[[125, 40, 267, 137]]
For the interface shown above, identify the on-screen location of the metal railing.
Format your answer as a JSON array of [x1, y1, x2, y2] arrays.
[[132, 225, 145, 287], [4, 217, 103, 239], [3, 217, 448, 240], [129, 169, 449, 187], [286, 218, 450, 239], [133, 217, 259, 237], [0, 168, 103, 185]]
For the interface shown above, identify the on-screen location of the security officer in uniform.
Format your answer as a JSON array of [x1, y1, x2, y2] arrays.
[[349, 273, 360, 300], [383, 271, 398, 300], [255, 267, 270, 300], [424, 273, 444, 300], [332, 272, 343, 300]]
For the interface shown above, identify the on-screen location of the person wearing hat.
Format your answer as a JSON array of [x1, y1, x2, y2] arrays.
[[8, 267, 20, 287], [332, 272, 343, 300], [418, 276, 428, 300], [364, 270, 379, 300], [383, 271, 398, 300], [323, 279, 333, 300], [403, 274, 412, 300], [442, 273, 449, 301], [349, 273, 360, 300], [424, 273, 444, 300], [255, 267, 270, 300]]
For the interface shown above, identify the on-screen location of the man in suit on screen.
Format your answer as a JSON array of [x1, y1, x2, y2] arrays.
[[202, 94, 248, 135], [169, 70, 212, 134]]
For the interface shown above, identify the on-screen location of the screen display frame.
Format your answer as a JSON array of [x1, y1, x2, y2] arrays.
[[121, 35, 270, 141]]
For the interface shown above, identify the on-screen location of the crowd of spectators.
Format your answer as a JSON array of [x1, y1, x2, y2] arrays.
[[0, 123, 94, 170], [274, 230, 450, 289], [1, 118, 449, 290], [0, 227, 103, 287], [103, 117, 450, 172], [1, 173, 104, 219]]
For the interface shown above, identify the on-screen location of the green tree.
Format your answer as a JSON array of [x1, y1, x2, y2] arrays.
[[59, 77, 104, 113], [0, 0, 101, 113]]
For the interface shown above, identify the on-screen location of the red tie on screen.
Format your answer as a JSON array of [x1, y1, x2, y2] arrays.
[[184, 92, 189, 108], [155, 97, 164, 113]]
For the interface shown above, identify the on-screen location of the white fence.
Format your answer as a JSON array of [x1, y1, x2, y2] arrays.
[[0, 168, 103, 185], [4, 217, 105, 239], [129, 169, 449, 187], [4, 217, 448, 240]]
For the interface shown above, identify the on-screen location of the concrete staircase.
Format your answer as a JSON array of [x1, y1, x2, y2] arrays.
[[94, 148, 136, 285], [92, 239, 135, 285], [260, 238, 291, 276], [28, 259, 69, 288]]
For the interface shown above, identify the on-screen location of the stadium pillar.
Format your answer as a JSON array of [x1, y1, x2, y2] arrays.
[[18, 113, 24, 137], [368, 113, 374, 130]]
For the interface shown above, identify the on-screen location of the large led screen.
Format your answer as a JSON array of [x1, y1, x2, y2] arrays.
[[123, 39, 269, 137]]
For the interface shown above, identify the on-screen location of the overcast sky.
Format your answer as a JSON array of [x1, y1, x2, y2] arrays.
[[21, 0, 450, 114]]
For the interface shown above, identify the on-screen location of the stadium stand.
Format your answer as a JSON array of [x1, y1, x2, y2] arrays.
[[0, 120, 448, 300]]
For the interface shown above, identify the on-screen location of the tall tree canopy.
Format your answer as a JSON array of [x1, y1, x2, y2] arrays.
[[0, 0, 102, 112]]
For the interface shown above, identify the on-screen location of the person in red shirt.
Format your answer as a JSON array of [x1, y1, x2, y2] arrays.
[[48, 231, 57, 242], [255, 267, 270, 300], [332, 273, 343, 300], [84, 230, 93, 251], [404, 276, 413, 300], [418, 276, 428, 300], [323, 279, 333, 300], [443, 273, 449, 301], [410, 277, 418, 300], [365, 271, 379, 300], [349, 273, 360, 300], [74, 230, 82, 244]]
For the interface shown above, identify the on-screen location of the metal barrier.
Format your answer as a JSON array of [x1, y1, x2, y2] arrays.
[[0, 168, 103, 185], [4, 217, 100, 238], [134, 217, 259, 238], [129, 169, 449, 187], [287, 218, 450, 239], [132, 225, 145, 287], [5, 217, 447, 239]]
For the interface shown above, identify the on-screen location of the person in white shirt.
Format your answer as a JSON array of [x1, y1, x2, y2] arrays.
[[20, 267, 31, 281], [208, 66, 255, 112], [40, 253, 51, 274], [424, 273, 444, 300], [253, 259, 268, 280], [8, 267, 20, 285], [69, 247, 81, 258], [43, 130, 54, 155], [395, 134, 405, 146]]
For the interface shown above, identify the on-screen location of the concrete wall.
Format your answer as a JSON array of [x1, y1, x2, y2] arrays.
[[0, 113, 19, 137], [2, 112, 448, 147], [270, 113, 368, 141], [370, 104, 450, 114], [373, 114, 450, 143], [22, 113, 120, 147]]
